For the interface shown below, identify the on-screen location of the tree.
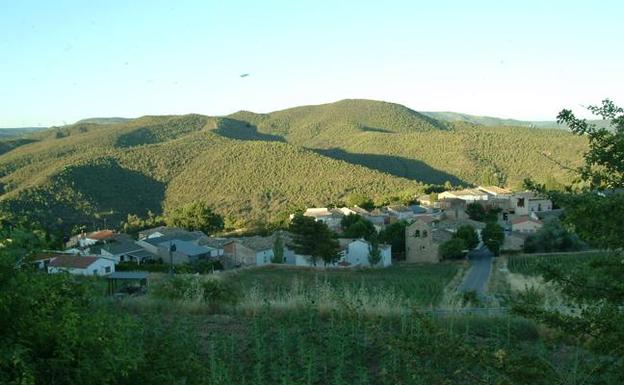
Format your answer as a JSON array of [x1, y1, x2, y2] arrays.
[[515, 100, 624, 379], [272, 234, 284, 263], [455, 225, 479, 250], [523, 218, 585, 253], [342, 215, 376, 241], [367, 235, 382, 266], [346, 193, 375, 211], [288, 214, 340, 266], [379, 221, 407, 257], [440, 238, 466, 260], [481, 222, 504, 256], [341, 213, 363, 229], [465, 203, 486, 221], [166, 201, 224, 235]]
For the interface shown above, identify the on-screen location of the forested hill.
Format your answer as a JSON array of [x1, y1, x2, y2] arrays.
[[0, 99, 587, 232], [422, 111, 610, 130]]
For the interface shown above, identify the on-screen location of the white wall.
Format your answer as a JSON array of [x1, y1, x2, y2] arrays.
[[48, 258, 115, 276]]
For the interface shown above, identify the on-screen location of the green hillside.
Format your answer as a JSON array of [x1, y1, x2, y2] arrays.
[[0, 99, 587, 233], [422, 111, 611, 130]]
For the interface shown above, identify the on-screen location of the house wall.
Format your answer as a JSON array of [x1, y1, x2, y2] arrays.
[[346, 240, 371, 266], [224, 242, 257, 267], [255, 249, 274, 266], [48, 259, 115, 276], [405, 221, 439, 263], [529, 199, 552, 213]]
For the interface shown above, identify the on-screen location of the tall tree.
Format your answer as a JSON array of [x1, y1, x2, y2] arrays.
[[455, 225, 479, 250], [367, 235, 382, 266], [288, 214, 340, 266], [481, 222, 504, 256], [272, 233, 284, 263]]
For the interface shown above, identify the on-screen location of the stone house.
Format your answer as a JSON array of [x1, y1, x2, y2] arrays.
[[405, 218, 454, 263]]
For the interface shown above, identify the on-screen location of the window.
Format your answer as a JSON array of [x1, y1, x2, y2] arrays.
[[422, 230, 428, 237], [414, 230, 420, 237], [105, 266, 111, 273], [517, 198, 525, 207]]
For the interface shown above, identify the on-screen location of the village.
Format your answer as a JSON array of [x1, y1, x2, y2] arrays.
[[31, 185, 558, 291]]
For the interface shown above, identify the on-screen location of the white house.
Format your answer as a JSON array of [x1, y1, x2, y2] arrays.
[[47, 255, 115, 276], [438, 189, 489, 203], [510, 192, 553, 216], [299, 208, 344, 230], [344, 239, 392, 267]]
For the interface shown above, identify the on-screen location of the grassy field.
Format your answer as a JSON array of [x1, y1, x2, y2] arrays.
[[225, 264, 460, 314], [111, 263, 612, 384], [507, 251, 606, 277]]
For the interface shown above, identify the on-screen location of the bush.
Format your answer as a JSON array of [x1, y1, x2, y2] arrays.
[[202, 278, 241, 308], [440, 238, 467, 260], [151, 276, 204, 302]]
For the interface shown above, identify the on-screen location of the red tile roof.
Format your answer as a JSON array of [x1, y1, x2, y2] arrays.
[[49, 255, 100, 269], [87, 230, 115, 241], [511, 216, 542, 225]]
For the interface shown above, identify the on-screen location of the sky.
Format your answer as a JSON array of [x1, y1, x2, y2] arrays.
[[1, 0, 623, 127]]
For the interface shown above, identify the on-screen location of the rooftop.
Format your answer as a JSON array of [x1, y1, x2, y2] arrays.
[[49, 255, 100, 269], [478, 186, 513, 195], [87, 230, 116, 241], [512, 216, 543, 225], [107, 271, 149, 280], [156, 239, 213, 257], [443, 188, 487, 197]]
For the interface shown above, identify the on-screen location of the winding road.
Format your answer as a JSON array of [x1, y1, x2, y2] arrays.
[[457, 245, 494, 294]]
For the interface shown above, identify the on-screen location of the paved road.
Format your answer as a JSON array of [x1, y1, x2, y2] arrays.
[[457, 245, 494, 294]]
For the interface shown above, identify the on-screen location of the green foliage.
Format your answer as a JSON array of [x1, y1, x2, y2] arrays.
[[288, 214, 340, 265], [341, 215, 376, 240], [166, 200, 224, 235], [346, 193, 374, 211], [514, 100, 624, 381], [378, 221, 407, 256], [0, 225, 207, 384], [440, 238, 467, 260], [455, 224, 479, 250], [482, 222, 504, 256], [271, 234, 284, 263], [231, 264, 459, 307], [466, 202, 486, 221], [523, 218, 586, 253], [557, 99, 624, 189], [367, 236, 382, 266], [121, 211, 165, 236]]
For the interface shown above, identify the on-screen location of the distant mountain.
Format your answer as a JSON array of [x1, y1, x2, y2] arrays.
[[75, 117, 130, 125], [0, 99, 587, 232], [0, 127, 47, 138], [421, 111, 610, 130]]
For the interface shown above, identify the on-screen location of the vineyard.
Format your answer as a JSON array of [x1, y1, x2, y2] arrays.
[[227, 264, 459, 314], [507, 251, 605, 277]]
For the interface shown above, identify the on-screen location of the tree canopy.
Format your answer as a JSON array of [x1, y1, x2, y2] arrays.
[[288, 214, 340, 265]]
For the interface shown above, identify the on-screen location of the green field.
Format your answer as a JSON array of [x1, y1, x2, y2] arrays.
[[225, 264, 460, 313], [507, 251, 605, 276]]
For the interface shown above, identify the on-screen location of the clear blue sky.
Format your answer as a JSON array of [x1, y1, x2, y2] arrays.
[[1, 0, 622, 127]]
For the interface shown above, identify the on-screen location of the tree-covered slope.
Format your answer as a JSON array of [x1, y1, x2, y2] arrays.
[[0, 114, 421, 231], [0, 99, 587, 232]]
